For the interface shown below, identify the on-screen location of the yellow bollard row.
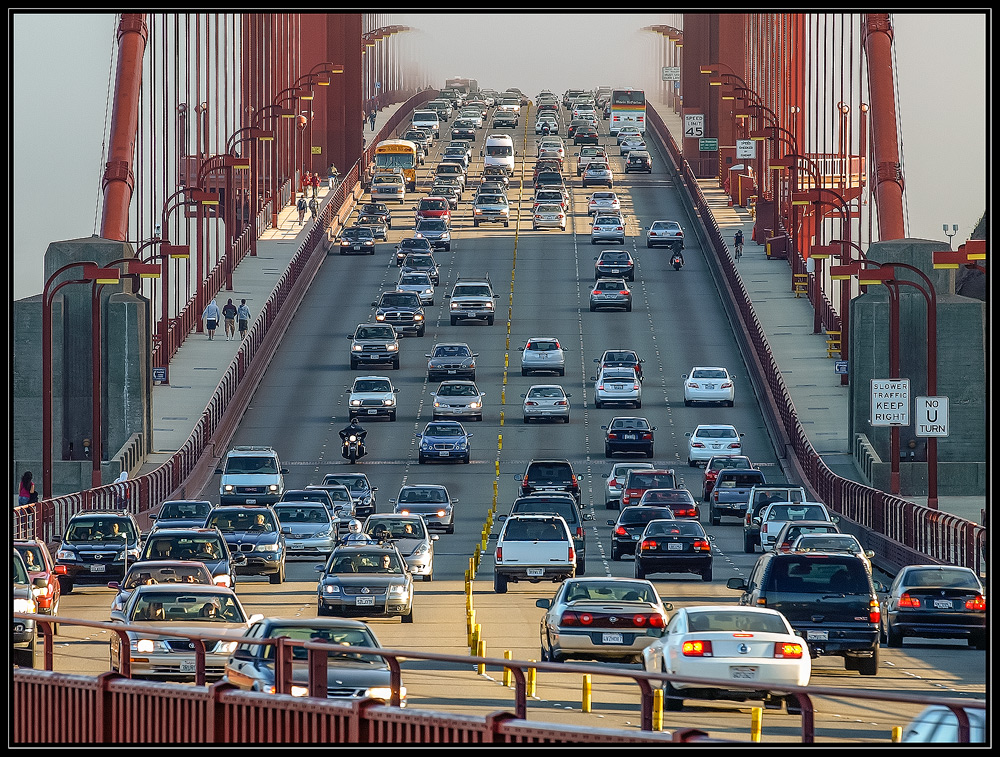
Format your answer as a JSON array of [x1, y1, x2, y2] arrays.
[[499, 409, 504, 426], [891, 726, 902, 743], [498, 433, 503, 451]]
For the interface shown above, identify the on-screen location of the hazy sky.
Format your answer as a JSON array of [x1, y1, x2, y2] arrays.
[[12, 13, 987, 296]]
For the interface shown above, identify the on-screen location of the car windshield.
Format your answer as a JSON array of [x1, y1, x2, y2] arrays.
[[628, 472, 676, 489], [564, 581, 656, 604], [651, 221, 681, 232], [527, 387, 565, 399], [621, 508, 673, 525], [380, 293, 419, 307], [160, 502, 212, 519], [602, 370, 636, 380], [696, 427, 738, 439], [640, 489, 693, 504], [123, 563, 211, 589], [400, 274, 431, 286], [537, 205, 563, 214], [327, 551, 403, 574], [766, 556, 871, 594], [398, 488, 448, 504], [686, 611, 788, 634], [372, 176, 401, 186], [323, 475, 370, 494], [527, 341, 559, 351], [207, 510, 277, 533], [143, 536, 224, 561], [424, 423, 465, 437], [595, 217, 620, 225], [225, 456, 279, 474], [766, 505, 827, 521], [356, 327, 394, 340], [433, 345, 471, 358], [399, 239, 430, 252], [418, 220, 447, 232], [366, 519, 427, 540], [710, 457, 750, 470], [274, 505, 330, 524], [419, 199, 448, 211], [404, 255, 434, 267], [717, 472, 766, 487], [595, 282, 626, 292], [454, 285, 492, 297], [795, 535, 860, 552], [438, 383, 479, 397], [478, 196, 504, 205], [592, 193, 615, 200], [903, 567, 980, 589], [503, 519, 567, 541], [599, 253, 630, 263], [437, 165, 462, 175], [130, 591, 244, 623], [692, 369, 729, 379], [644, 521, 705, 537], [610, 418, 650, 430], [65, 518, 137, 542], [258, 626, 382, 663]]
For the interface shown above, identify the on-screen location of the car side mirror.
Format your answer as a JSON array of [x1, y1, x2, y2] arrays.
[[215, 467, 223, 474], [535, 598, 552, 610], [281, 526, 291, 534], [600, 425, 608, 430], [107, 581, 121, 590], [281, 468, 289, 474], [607, 520, 616, 526], [583, 513, 594, 521], [232, 553, 248, 565], [726, 577, 747, 591], [231, 648, 255, 661]]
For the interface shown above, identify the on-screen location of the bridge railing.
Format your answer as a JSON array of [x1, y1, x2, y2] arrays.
[[14, 90, 437, 547], [14, 614, 985, 744], [645, 107, 986, 573]]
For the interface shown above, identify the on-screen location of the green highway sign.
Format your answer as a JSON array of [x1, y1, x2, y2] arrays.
[[699, 138, 718, 152]]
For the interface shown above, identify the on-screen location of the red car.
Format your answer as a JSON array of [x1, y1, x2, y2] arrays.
[[701, 454, 754, 500], [621, 469, 678, 509], [14, 539, 64, 627], [414, 196, 452, 224]]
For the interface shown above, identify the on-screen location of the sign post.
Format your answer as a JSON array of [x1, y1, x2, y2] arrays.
[[870, 379, 910, 426]]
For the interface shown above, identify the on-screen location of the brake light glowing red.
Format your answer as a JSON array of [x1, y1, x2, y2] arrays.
[[966, 595, 986, 611], [693, 539, 711, 552], [675, 508, 696, 518], [869, 600, 881, 624], [898, 593, 920, 608], [728, 443, 741, 449], [632, 614, 647, 626], [495, 547, 502, 561], [615, 526, 628, 537], [640, 539, 657, 550], [692, 442, 706, 448], [682, 640, 713, 657], [648, 613, 665, 629], [774, 642, 803, 659]]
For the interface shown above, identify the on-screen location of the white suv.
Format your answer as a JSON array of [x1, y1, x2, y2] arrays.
[[216, 446, 288, 505], [348, 375, 398, 422]]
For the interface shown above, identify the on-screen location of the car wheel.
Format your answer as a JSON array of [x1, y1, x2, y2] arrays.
[[663, 678, 684, 712], [887, 625, 904, 648], [635, 399, 641, 409], [563, 415, 570, 424], [785, 696, 803, 716], [504, 221, 509, 227], [463, 454, 470, 464], [590, 305, 596, 311], [633, 562, 645, 580], [701, 567, 713, 582], [625, 303, 632, 311], [743, 533, 757, 553], [605, 447, 612, 458], [711, 510, 721, 527], [540, 645, 550, 662], [971, 632, 987, 650], [611, 547, 620, 561], [493, 573, 508, 594], [646, 241, 652, 248], [646, 448, 654, 458], [317, 603, 330, 617], [856, 648, 879, 676], [487, 315, 495, 325], [269, 565, 284, 585], [350, 359, 359, 370], [417, 325, 426, 337], [558, 368, 565, 376], [418, 454, 426, 464], [392, 357, 400, 370], [688, 459, 697, 468], [444, 244, 451, 251], [58, 576, 74, 595], [401, 607, 414, 623], [422, 573, 433, 582], [450, 315, 458, 326], [594, 399, 602, 408]]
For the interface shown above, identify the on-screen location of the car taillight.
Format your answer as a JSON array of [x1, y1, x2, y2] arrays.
[[608, 432, 618, 439], [687, 382, 699, 389], [869, 600, 881, 624], [576, 527, 584, 539], [692, 442, 706, 448], [640, 539, 657, 550], [722, 382, 733, 389], [571, 475, 578, 487], [615, 526, 628, 537], [774, 642, 803, 659], [682, 640, 713, 657], [555, 400, 568, 406], [620, 290, 630, 296], [647, 613, 666, 629], [568, 546, 575, 563], [693, 539, 711, 552], [522, 475, 530, 488], [675, 508, 696, 518], [598, 384, 605, 390], [728, 443, 741, 449], [632, 383, 640, 389], [642, 433, 652, 440], [898, 592, 920, 608], [525, 401, 537, 406], [966, 595, 987, 611], [496, 547, 503, 561]]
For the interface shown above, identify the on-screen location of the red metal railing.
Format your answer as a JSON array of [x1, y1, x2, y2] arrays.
[[14, 614, 985, 744], [646, 106, 986, 572]]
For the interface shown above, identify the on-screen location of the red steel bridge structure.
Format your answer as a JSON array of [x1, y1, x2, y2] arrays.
[[14, 12, 986, 743]]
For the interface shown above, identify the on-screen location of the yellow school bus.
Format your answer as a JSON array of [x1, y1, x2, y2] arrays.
[[373, 139, 418, 191]]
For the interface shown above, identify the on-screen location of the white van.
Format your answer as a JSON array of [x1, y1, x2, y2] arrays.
[[483, 134, 515, 174], [411, 110, 440, 139]]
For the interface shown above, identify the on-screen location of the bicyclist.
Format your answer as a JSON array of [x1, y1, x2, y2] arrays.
[[734, 229, 745, 258]]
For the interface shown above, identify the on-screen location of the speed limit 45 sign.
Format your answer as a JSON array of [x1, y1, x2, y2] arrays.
[[684, 114, 704, 138]]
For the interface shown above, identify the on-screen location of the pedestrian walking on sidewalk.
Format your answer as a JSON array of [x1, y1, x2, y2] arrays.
[[237, 299, 251, 340], [296, 194, 308, 224], [328, 164, 339, 190], [222, 298, 238, 340], [202, 298, 220, 340], [369, 109, 377, 131], [310, 172, 319, 198], [308, 196, 319, 221]]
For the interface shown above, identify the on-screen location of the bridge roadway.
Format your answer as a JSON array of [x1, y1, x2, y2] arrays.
[[48, 100, 985, 742]]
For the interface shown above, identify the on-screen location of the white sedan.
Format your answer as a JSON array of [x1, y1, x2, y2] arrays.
[[642, 606, 811, 713], [686, 424, 744, 466], [620, 137, 646, 156], [588, 191, 621, 216], [683, 367, 735, 407], [521, 384, 572, 424]]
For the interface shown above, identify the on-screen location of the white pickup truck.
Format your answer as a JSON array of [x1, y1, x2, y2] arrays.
[[576, 145, 609, 176], [491, 514, 576, 593]]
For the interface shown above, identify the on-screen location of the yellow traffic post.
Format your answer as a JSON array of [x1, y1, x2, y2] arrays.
[[527, 662, 537, 697], [582, 674, 592, 713], [501, 388, 505, 404], [751, 706, 763, 742], [495, 461, 500, 477], [499, 409, 504, 425], [498, 434, 503, 451], [504, 353, 508, 368], [467, 609, 475, 646], [891, 726, 903, 742], [652, 689, 664, 731], [477, 639, 486, 675], [503, 651, 513, 687], [506, 335, 510, 350]]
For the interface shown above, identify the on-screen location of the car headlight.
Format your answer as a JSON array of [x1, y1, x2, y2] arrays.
[[386, 343, 398, 352], [360, 495, 372, 505], [323, 584, 341, 593], [375, 314, 386, 321], [421, 440, 433, 450], [350, 399, 362, 406], [216, 641, 239, 654], [455, 439, 468, 449], [257, 543, 280, 552], [133, 638, 168, 652], [433, 401, 443, 408], [389, 584, 409, 596], [383, 398, 395, 407], [368, 686, 405, 702], [469, 401, 481, 409], [290, 685, 310, 697], [268, 484, 279, 493], [450, 302, 460, 311], [313, 528, 333, 538], [352, 344, 363, 352], [414, 314, 424, 321], [223, 484, 235, 492], [13, 598, 36, 614], [484, 302, 494, 310], [412, 543, 429, 556], [55, 549, 76, 561], [213, 574, 232, 587]]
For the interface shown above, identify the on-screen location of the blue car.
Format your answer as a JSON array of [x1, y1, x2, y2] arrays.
[[416, 421, 473, 464]]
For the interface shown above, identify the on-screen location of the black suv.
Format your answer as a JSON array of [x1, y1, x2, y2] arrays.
[[624, 150, 652, 173], [727, 551, 882, 676], [517, 459, 582, 503], [54, 510, 142, 593], [372, 290, 426, 337], [505, 493, 593, 573], [204, 506, 287, 584]]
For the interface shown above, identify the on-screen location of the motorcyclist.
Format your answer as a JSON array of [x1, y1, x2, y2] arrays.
[[341, 519, 375, 544], [340, 418, 367, 459], [671, 249, 685, 268]]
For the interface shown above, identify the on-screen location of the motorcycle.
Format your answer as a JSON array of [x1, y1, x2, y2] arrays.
[[670, 253, 684, 271], [341, 433, 367, 463]]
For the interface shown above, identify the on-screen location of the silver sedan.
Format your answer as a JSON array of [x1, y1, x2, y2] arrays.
[[593, 367, 642, 408], [520, 337, 566, 376], [522, 384, 572, 424], [589, 278, 632, 312], [582, 162, 614, 188], [591, 215, 626, 245], [396, 272, 435, 305]]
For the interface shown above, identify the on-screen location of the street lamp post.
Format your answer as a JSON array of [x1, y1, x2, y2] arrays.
[[41, 263, 122, 499], [942, 223, 958, 249]]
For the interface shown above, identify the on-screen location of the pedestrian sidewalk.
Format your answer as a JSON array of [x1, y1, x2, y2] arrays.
[[138, 102, 407, 477], [647, 99, 985, 526]]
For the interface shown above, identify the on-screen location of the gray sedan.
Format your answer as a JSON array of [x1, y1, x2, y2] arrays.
[[520, 337, 566, 376], [591, 215, 626, 245], [431, 380, 486, 421], [593, 367, 642, 408], [582, 162, 614, 188], [589, 278, 632, 312], [522, 384, 572, 424], [390, 484, 456, 534], [273, 502, 337, 558]]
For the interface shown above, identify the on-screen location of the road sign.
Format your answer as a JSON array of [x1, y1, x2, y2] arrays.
[[915, 396, 949, 437], [699, 138, 718, 152], [737, 139, 756, 159], [835, 360, 848, 374], [870, 379, 910, 426], [661, 66, 680, 82], [684, 114, 704, 138], [152, 367, 167, 383]]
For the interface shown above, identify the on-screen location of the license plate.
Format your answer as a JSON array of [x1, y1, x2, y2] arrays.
[[610, 269, 621, 273], [705, 384, 716, 389], [180, 660, 197, 673], [806, 630, 829, 641], [447, 369, 457, 374], [602, 633, 624, 644], [526, 568, 544, 577], [356, 597, 375, 606], [291, 543, 304, 550], [730, 666, 758, 680], [367, 409, 378, 414], [439, 451, 450, 457], [933, 599, 952, 609], [353, 245, 361, 251], [711, 444, 723, 449], [667, 543, 683, 551], [246, 498, 257, 504], [612, 384, 624, 389], [366, 355, 378, 359], [624, 433, 637, 440], [90, 564, 106, 572]]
